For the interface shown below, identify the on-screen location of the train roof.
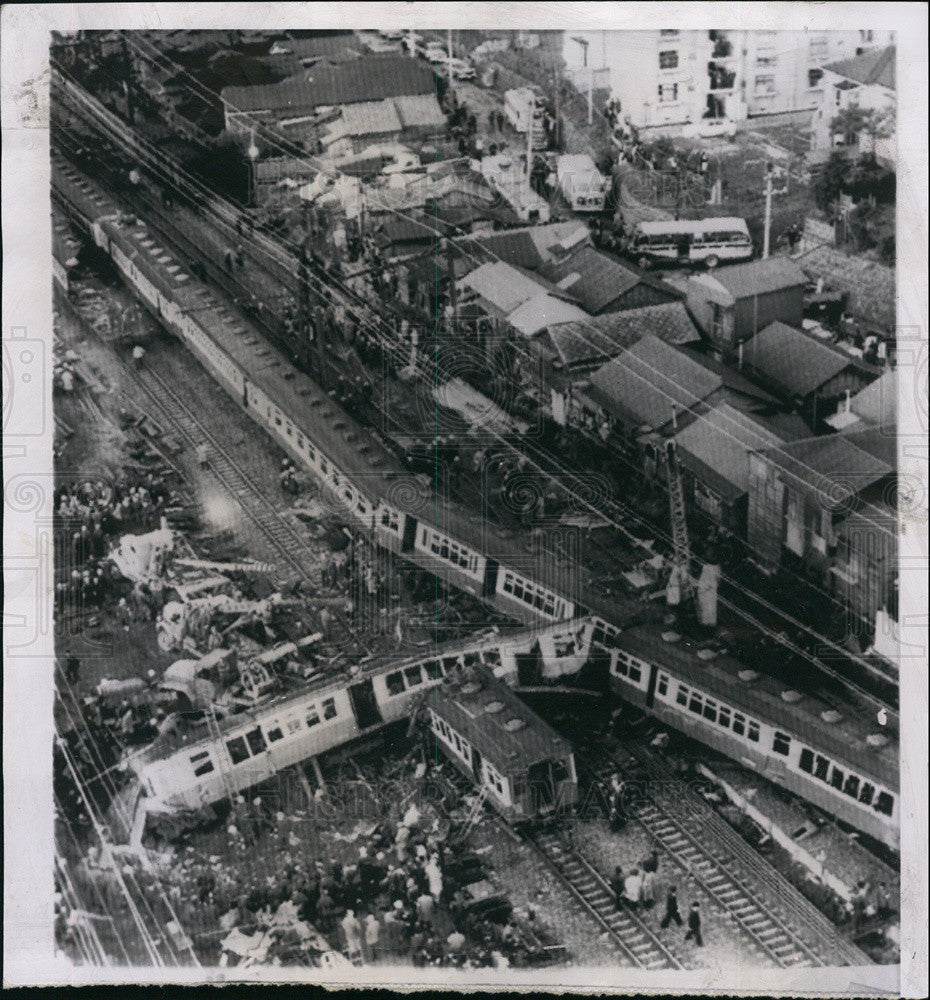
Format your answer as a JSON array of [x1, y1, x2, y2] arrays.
[[431, 666, 573, 773], [618, 624, 898, 786], [51, 151, 115, 229], [131, 624, 556, 767], [635, 217, 749, 235]]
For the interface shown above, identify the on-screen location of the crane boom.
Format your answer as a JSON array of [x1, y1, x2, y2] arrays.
[[665, 437, 693, 597]]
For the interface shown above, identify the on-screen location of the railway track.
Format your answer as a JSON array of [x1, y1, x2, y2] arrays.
[[434, 760, 682, 969], [524, 828, 682, 970], [133, 366, 326, 588], [583, 740, 871, 968]]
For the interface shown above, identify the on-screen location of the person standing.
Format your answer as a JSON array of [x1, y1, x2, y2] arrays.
[[610, 866, 625, 909], [341, 909, 362, 962], [132, 344, 146, 370], [364, 910, 381, 963], [623, 868, 642, 909], [641, 868, 656, 909], [684, 901, 703, 945], [660, 885, 682, 928]]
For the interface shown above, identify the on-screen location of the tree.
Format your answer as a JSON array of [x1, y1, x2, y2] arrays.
[[811, 150, 850, 213], [830, 105, 894, 160]]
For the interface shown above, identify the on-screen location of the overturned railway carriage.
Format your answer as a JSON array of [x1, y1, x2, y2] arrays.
[[608, 626, 899, 851], [51, 151, 900, 851], [129, 622, 594, 815], [428, 666, 579, 823]]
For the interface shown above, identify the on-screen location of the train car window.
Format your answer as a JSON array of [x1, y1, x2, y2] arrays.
[[830, 766, 845, 790], [552, 760, 570, 783], [404, 666, 423, 687], [772, 731, 791, 756], [322, 698, 337, 720], [306, 706, 321, 727], [657, 673, 669, 697], [874, 791, 894, 816], [423, 660, 443, 680], [461, 743, 471, 762], [747, 721, 760, 743], [814, 755, 830, 780], [799, 748, 814, 773], [245, 728, 267, 756], [286, 718, 302, 735], [843, 774, 860, 798], [297, 435, 304, 449], [227, 736, 250, 765], [386, 671, 405, 696], [463, 653, 480, 668], [266, 726, 284, 743], [482, 649, 501, 669], [544, 594, 556, 616], [512, 777, 527, 801], [731, 712, 745, 736], [676, 684, 689, 707], [306, 444, 316, 462], [380, 509, 399, 532], [442, 656, 461, 672], [717, 706, 731, 729], [190, 751, 214, 777], [320, 459, 328, 473], [702, 699, 717, 723], [858, 782, 875, 806], [688, 692, 703, 714], [357, 498, 368, 515]]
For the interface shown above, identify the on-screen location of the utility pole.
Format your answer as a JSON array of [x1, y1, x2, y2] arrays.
[[762, 161, 773, 259], [447, 28, 454, 89], [122, 36, 135, 124], [446, 238, 457, 324]]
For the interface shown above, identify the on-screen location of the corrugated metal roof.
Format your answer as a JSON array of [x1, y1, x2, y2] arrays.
[[433, 668, 572, 773], [394, 93, 446, 129], [507, 295, 590, 337], [674, 403, 786, 501], [543, 302, 701, 369], [825, 45, 895, 90], [707, 257, 807, 300], [340, 98, 402, 136], [588, 335, 723, 431], [222, 56, 437, 113], [757, 434, 894, 505], [742, 321, 864, 397], [462, 261, 554, 315]]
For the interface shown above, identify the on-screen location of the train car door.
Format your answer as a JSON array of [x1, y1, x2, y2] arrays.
[[349, 679, 383, 730], [482, 558, 500, 598], [471, 747, 484, 785], [644, 663, 659, 709], [527, 760, 555, 809], [401, 515, 417, 553]]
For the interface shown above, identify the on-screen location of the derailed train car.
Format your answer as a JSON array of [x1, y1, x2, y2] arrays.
[[427, 665, 579, 824]]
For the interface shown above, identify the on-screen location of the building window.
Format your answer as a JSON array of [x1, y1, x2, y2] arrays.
[[658, 83, 679, 103], [226, 736, 250, 766], [808, 68, 824, 88], [659, 50, 679, 70], [190, 751, 214, 777], [754, 74, 776, 95], [245, 727, 267, 756], [322, 697, 337, 720], [874, 792, 894, 816], [772, 731, 791, 756]]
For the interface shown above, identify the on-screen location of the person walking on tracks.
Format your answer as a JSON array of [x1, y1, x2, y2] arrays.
[[610, 866, 625, 909], [684, 901, 703, 945], [660, 885, 682, 928], [132, 344, 146, 370]]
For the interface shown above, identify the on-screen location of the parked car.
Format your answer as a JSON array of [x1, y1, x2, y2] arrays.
[[424, 41, 450, 63]]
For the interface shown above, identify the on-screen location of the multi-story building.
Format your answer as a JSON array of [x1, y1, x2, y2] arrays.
[[810, 45, 896, 167], [561, 30, 894, 134]]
